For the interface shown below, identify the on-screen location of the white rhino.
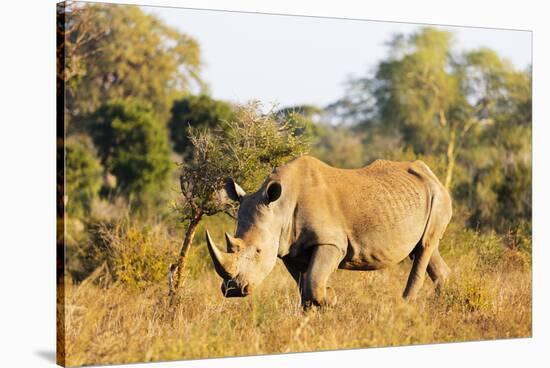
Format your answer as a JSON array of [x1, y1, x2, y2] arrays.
[[206, 155, 452, 307]]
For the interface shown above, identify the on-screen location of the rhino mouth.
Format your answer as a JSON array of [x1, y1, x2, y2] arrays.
[[221, 279, 250, 298], [206, 229, 259, 298]]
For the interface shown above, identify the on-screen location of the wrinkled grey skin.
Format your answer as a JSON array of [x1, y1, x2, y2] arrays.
[[206, 155, 452, 308]]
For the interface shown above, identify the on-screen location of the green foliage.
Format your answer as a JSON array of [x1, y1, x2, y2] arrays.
[[275, 105, 366, 169], [61, 2, 201, 216], [444, 226, 504, 268], [275, 104, 324, 136], [213, 102, 311, 192], [445, 224, 530, 269], [337, 26, 531, 232], [168, 95, 235, 157], [108, 223, 176, 289], [465, 160, 531, 231], [311, 127, 365, 169], [65, 135, 103, 217], [437, 224, 530, 312], [341, 28, 458, 146], [178, 102, 310, 221], [82, 220, 176, 289], [88, 100, 172, 207], [63, 3, 203, 124], [474, 231, 507, 269], [503, 220, 532, 257], [65, 218, 99, 283], [65, 212, 179, 284], [442, 276, 493, 312], [388, 28, 459, 149]]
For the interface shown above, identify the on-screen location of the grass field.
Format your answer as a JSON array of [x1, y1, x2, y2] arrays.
[[60, 219, 532, 367]]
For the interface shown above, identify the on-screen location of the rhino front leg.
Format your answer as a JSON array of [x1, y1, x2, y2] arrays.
[[303, 245, 343, 309], [282, 256, 308, 304]]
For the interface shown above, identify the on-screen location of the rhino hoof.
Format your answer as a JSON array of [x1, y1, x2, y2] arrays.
[[325, 286, 337, 307], [302, 286, 337, 310]]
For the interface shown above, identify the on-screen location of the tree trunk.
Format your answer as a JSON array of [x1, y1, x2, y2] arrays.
[[444, 126, 456, 190], [169, 212, 203, 296]]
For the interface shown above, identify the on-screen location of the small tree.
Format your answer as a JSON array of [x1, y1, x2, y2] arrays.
[[169, 102, 309, 296]]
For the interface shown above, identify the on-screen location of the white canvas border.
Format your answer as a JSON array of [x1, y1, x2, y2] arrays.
[[0, 0, 546, 367]]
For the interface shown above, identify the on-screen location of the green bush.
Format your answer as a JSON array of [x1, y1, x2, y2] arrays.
[[495, 162, 532, 230], [312, 127, 365, 169], [88, 100, 173, 208], [442, 275, 493, 312], [168, 95, 235, 157], [444, 227, 504, 269], [93, 220, 177, 289], [504, 220, 532, 256], [475, 231, 506, 269], [65, 135, 103, 218], [443, 223, 531, 274]]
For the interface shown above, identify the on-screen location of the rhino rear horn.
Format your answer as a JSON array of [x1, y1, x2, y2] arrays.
[[224, 232, 242, 252], [205, 230, 238, 279], [225, 178, 246, 202]]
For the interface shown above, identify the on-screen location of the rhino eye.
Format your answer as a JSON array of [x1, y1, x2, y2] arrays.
[[256, 248, 262, 254]]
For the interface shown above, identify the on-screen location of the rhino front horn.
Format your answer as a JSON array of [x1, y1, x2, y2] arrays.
[[205, 229, 238, 279]]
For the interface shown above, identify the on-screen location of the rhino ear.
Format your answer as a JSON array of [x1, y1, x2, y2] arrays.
[[225, 178, 246, 202], [266, 181, 282, 204]]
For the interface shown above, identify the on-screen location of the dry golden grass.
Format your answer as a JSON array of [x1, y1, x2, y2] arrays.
[[61, 221, 531, 367]]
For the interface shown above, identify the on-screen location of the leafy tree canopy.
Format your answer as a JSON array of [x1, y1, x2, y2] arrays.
[[168, 95, 235, 157], [179, 102, 310, 220], [276, 104, 365, 169], [335, 27, 531, 231], [61, 3, 203, 125], [88, 100, 173, 207]]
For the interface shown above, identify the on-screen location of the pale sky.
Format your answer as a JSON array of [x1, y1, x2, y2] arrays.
[[144, 6, 532, 109]]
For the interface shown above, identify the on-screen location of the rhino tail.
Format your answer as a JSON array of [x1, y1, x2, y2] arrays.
[[420, 182, 453, 250]]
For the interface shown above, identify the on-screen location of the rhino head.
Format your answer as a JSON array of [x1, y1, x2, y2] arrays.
[[206, 177, 284, 298]]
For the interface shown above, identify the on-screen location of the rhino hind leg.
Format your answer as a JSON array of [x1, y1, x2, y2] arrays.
[[403, 243, 436, 300], [302, 245, 343, 309], [403, 189, 452, 300], [426, 249, 451, 293]]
